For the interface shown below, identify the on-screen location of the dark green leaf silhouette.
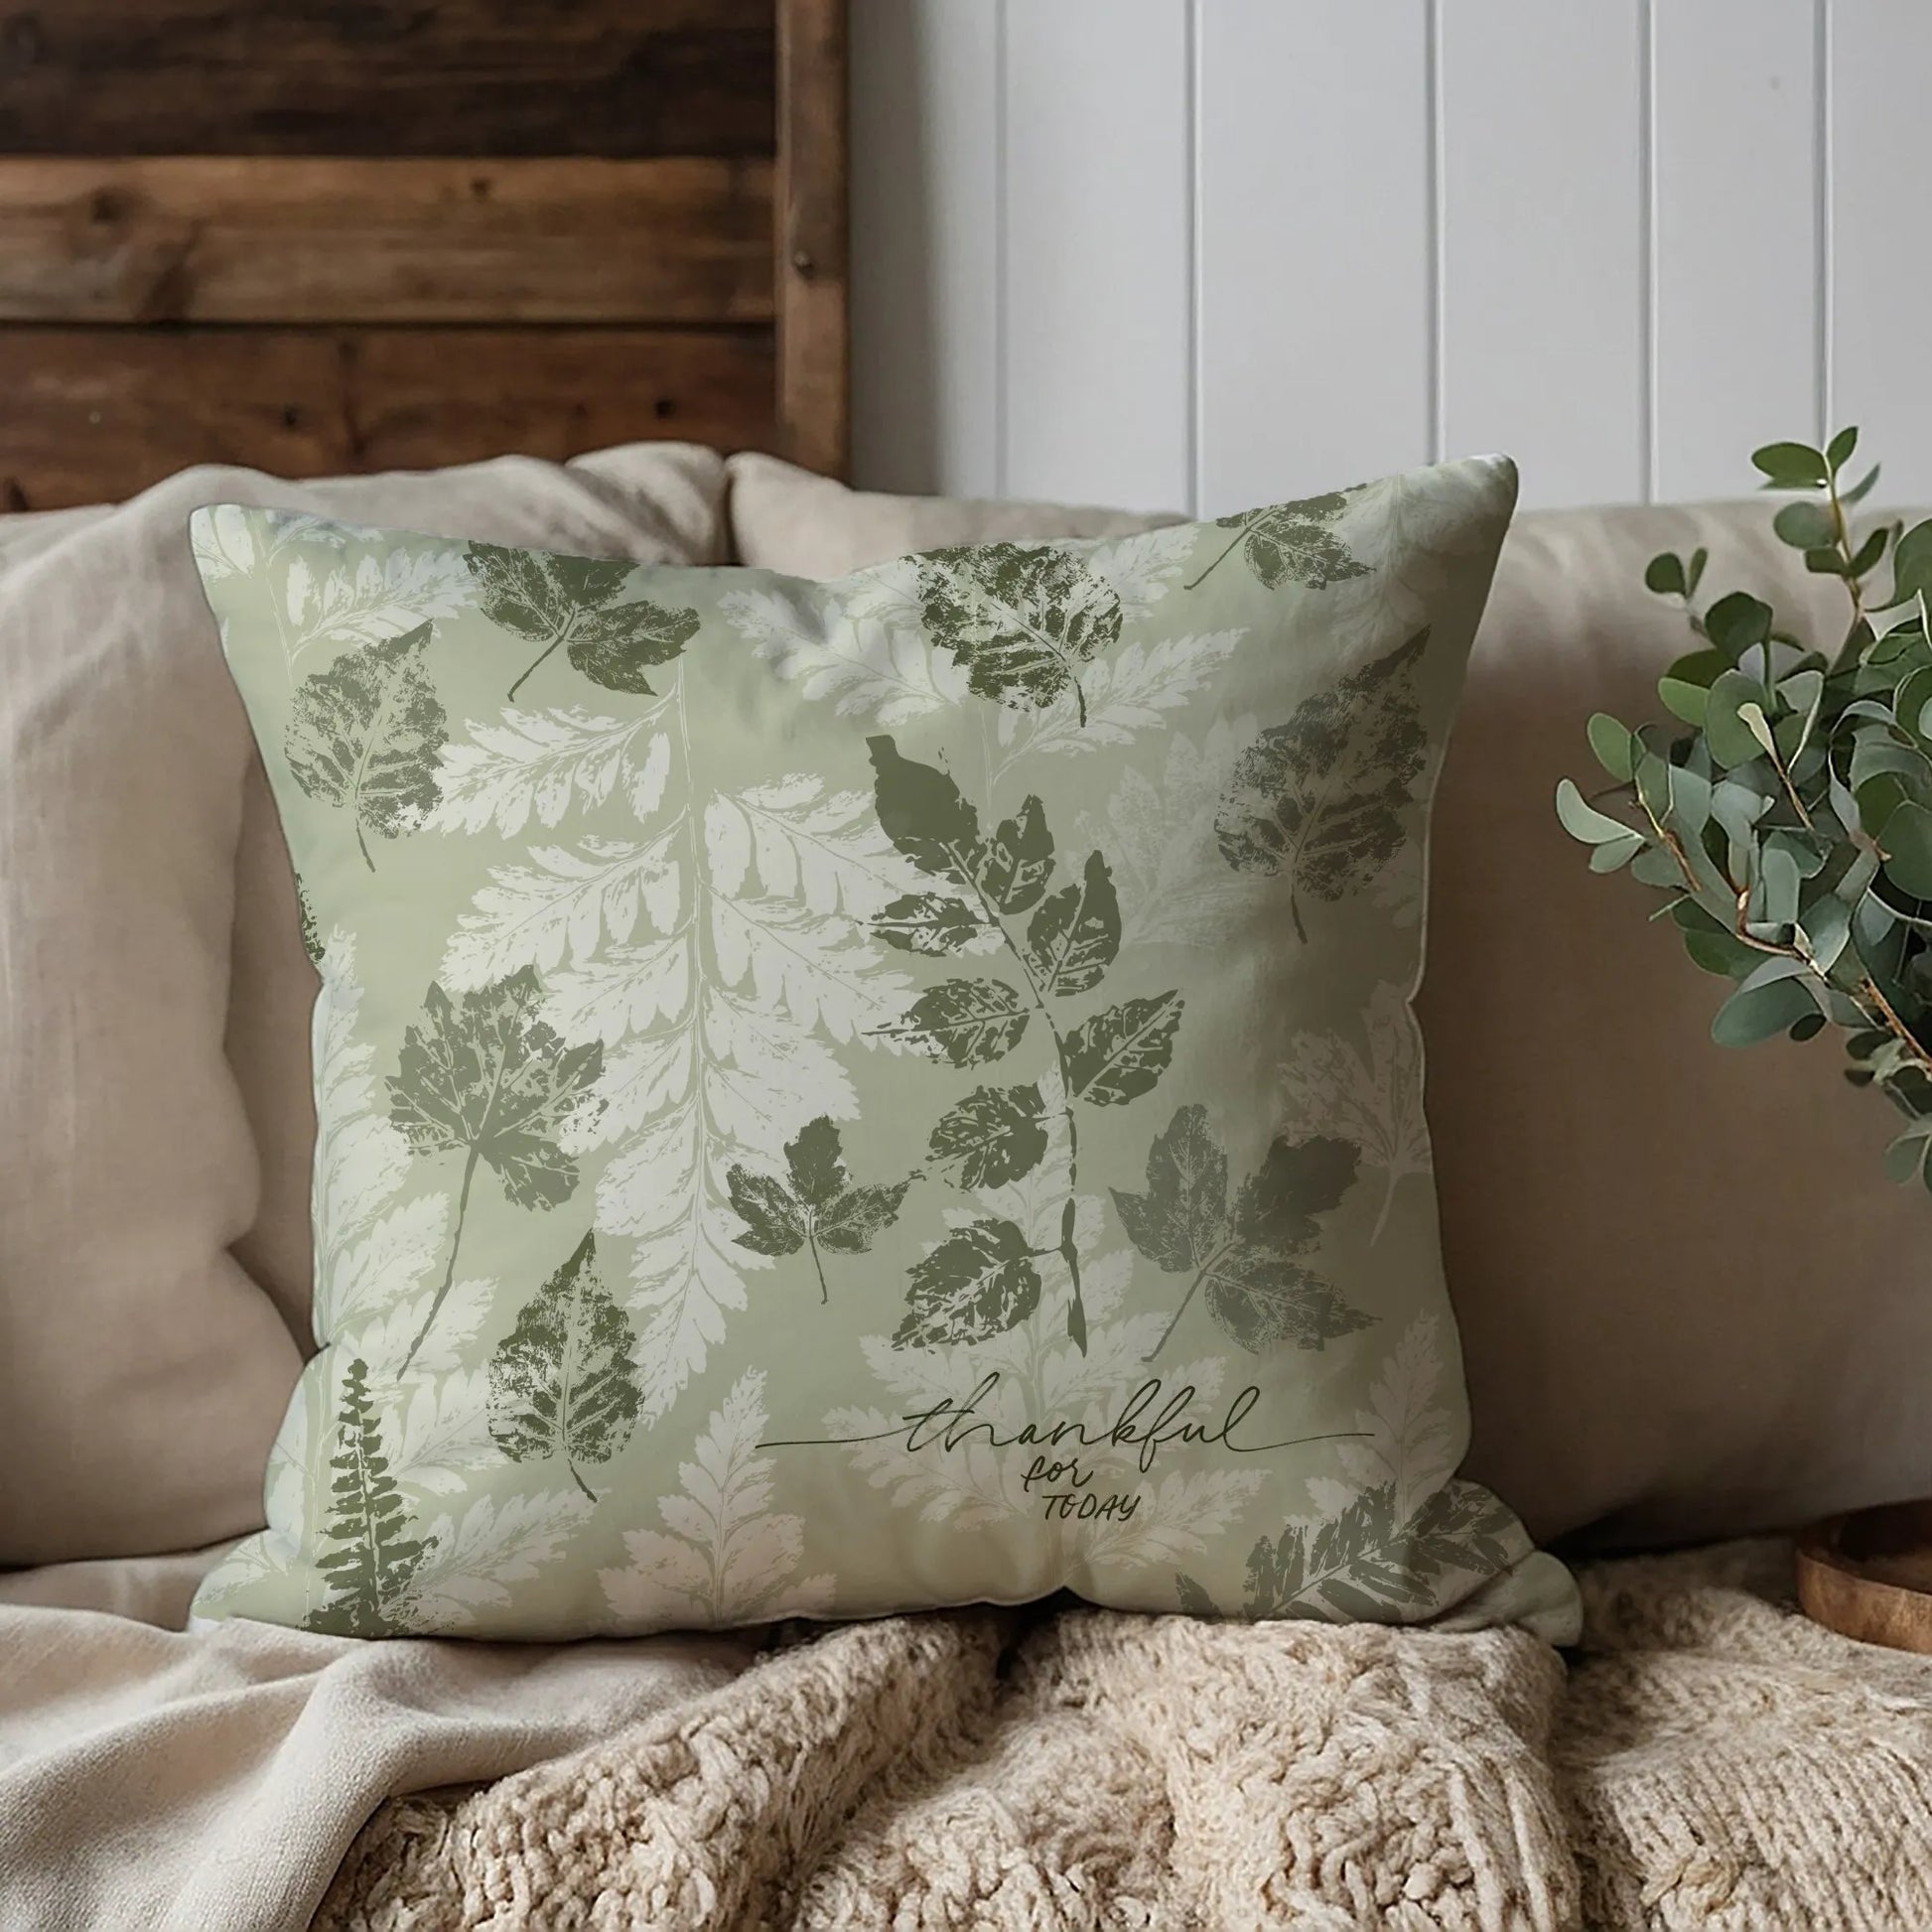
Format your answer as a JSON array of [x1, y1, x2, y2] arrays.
[[1062, 992, 1183, 1106], [1183, 490, 1370, 594], [1215, 630, 1430, 939], [285, 620, 446, 871], [1173, 1572, 1223, 1616], [295, 874, 324, 967], [868, 736, 1180, 1356], [977, 795, 1056, 912], [467, 541, 700, 701], [915, 543, 1123, 724], [305, 1356, 434, 1637], [892, 1217, 1042, 1348], [868, 735, 985, 882], [928, 1083, 1048, 1189], [875, 892, 989, 955], [877, 978, 1031, 1066], [1201, 1250, 1372, 1354], [867, 738, 1056, 916], [1113, 1103, 1368, 1360], [1235, 1480, 1518, 1620], [388, 966, 604, 1369], [487, 1232, 640, 1502], [725, 1116, 913, 1302], [1025, 850, 1121, 997]]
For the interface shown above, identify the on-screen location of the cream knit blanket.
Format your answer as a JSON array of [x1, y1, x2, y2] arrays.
[[315, 1541, 1932, 1930]]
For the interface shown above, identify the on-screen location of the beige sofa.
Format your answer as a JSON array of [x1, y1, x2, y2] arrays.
[[4, 450, 1931, 1929]]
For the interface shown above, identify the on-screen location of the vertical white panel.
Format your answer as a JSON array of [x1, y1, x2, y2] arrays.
[[1834, 1, 1932, 501], [850, 0, 1001, 496], [1195, 0, 1432, 516], [1003, 0, 1192, 512], [1653, 0, 1819, 500], [1440, 1, 1645, 508]]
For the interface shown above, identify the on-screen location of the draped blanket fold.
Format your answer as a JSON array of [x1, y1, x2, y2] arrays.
[[9, 1542, 1932, 1930]]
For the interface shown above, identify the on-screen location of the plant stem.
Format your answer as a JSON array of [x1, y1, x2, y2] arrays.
[[566, 1456, 598, 1505], [1825, 465, 1873, 671], [1183, 526, 1246, 593], [402, 1144, 479, 1371], [1145, 1244, 1227, 1363], [806, 1224, 829, 1305], [956, 846, 1089, 1352], [506, 612, 578, 703]]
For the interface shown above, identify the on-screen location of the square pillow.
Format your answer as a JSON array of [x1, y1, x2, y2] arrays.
[[190, 457, 1579, 1643], [0, 445, 725, 1566]]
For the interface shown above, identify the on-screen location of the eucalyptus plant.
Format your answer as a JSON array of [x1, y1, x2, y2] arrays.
[[1559, 428, 1932, 1190]]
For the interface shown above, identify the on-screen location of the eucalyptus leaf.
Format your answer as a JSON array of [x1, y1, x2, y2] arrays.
[[1827, 425, 1860, 472], [1773, 500, 1837, 550], [1887, 519, 1932, 612], [1882, 800, 1932, 898], [1705, 593, 1774, 659], [1555, 777, 1638, 846], [1587, 712, 1637, 782], [1645, 552, 1688, 596], [1750, 441, 1830, 488], [1712, 975, 1818, 1046]]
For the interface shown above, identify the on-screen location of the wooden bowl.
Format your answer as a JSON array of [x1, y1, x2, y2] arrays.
[[1797, 1500, 1932, 1652]]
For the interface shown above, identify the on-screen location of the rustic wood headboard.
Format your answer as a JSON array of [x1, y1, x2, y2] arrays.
[[0, 0, 847, 508]]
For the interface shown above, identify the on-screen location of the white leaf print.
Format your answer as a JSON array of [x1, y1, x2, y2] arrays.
[[996, 629, 1245, 766], [600, 1369, 836, 1624], [397, 1490, 590, 1629], [280, 541, 475, 670], [1323, 461, 1509, 652], [1310, 1312, 1459, 1523], [312, 932, 450, 1333], [430, 705, 672, 837], [598, 985, 854, 1423], [351, 1279, 494, 1383], [190, 503, 258, 581], [721, 581, 968, 726], [545, 936, 692, 1047], [382, 1363, 496, 1497], [1076, 721, 1266, 949], [1279, 982, 1433, 1240], [440, 832, 680, 988], [705, 774, 923, 914], [1070, 523, 1199, 621]]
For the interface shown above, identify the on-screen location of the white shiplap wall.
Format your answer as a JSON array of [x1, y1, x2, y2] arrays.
[[852, 0, 1908, 515]]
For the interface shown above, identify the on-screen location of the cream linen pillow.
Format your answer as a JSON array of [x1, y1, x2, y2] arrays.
[[726, 454, 1178, 577], [0, 445, 725, 1564]]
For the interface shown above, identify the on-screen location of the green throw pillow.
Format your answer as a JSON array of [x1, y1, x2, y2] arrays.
[[190, 459, 1579, 1644]]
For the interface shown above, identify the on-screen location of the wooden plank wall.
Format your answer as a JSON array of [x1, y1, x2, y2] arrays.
[[0, 0, 847, 506]]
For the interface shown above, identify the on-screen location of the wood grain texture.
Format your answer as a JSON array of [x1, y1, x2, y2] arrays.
[[1797, 1503, 1932, 1655], [775, 0, 849, 479], [0, 158, 773, 325], [0, 0, 774, 157], [0, 328, 778, 508]]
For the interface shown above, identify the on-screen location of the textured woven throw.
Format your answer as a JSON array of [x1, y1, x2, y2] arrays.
[[317, 1541, 1932, 1929]]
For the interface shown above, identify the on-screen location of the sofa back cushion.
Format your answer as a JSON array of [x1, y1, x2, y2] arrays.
[[0, 445, 725, 1563]]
